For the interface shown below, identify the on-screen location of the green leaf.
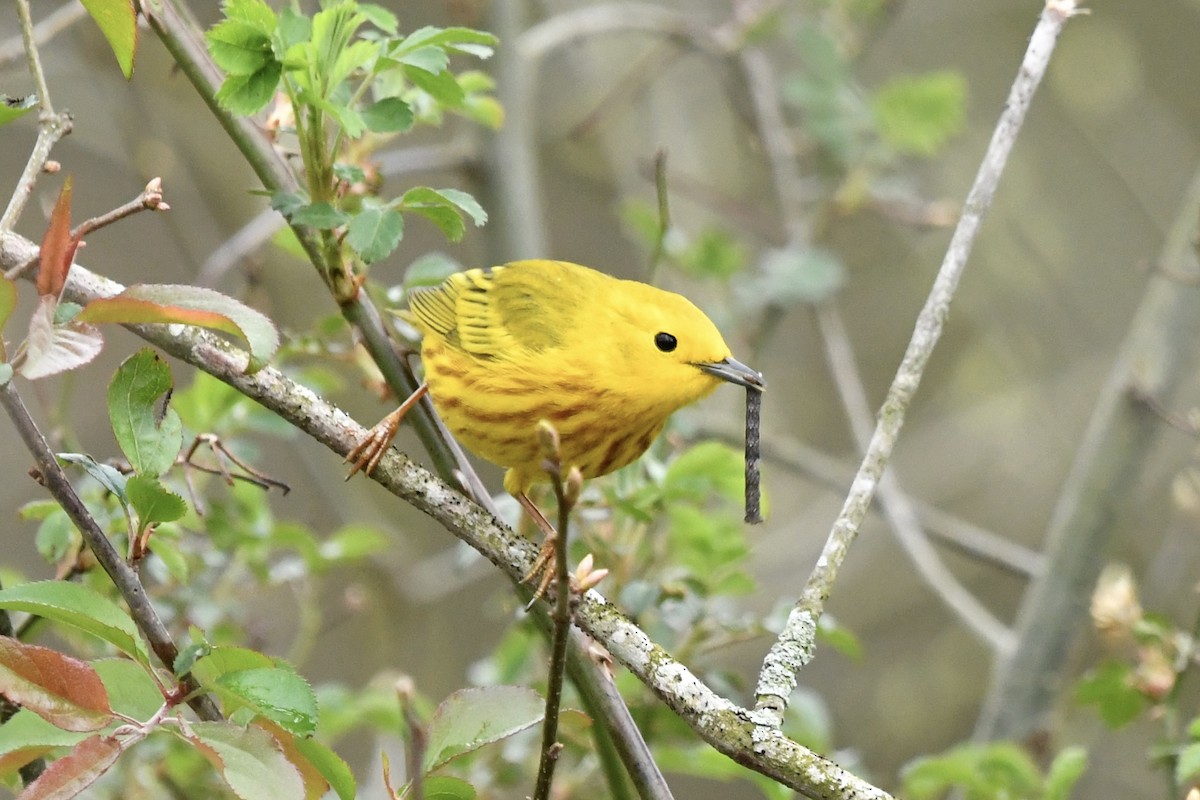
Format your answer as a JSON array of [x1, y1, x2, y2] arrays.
[[126, 474, 187, 533], [0, 581, 149, 666], [422, 686, 544, 773], [192, 646, 274, 686], [437, 188, 487, 227], [346, 207, 404, 264], [357, 5, 398, 36], [34, 507, 75, 563], [392, 26, 496, 60], [332, 163, 366, 185], [422, 775, 477, 800], [107, 348, 184, 478], [0, 94, 37, 127], [288, 202, 350, 229], [0, 277, 14, 329], [1178, 743, 1200, 786], [0, 363, 11, 385], [872, 71, 967, 157], [207, 20, 274, 76], [362, 97, 414, 133], [403, 65, 465, 107], [816, 614, 863, 661], [292, 737, 356, 800], [80, 0, 137, 79], [215, 667, 319, 737], [1044, 746, 1088, 800], [54, 453, 128, 502], [215, 61, 283, 115], [222, 0, 277, 32], [395, 45, 448, 74], [663, 442, 744, 503], [1076, 661, 1147, 728], [275, 7, 311, 50], [189, 721, 305, 800], [80, 284, 280, 369], [92, 658, 164, 721], [318, 524, 387, 562]]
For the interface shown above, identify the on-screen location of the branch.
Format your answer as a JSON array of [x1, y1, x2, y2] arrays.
[[0, 232, 892, 798], [0, 377, 220, 723], [974, 139, 1200, 742], [752, 0, 1085, 724]]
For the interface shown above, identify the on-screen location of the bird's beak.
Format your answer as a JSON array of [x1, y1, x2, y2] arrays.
[[698, 356, 765, 391]]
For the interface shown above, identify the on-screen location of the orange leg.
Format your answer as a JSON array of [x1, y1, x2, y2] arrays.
[[516, 492, 562, 604], [345, 383, 429, 479]]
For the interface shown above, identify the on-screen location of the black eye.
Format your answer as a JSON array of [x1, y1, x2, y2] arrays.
[[654, 332, 677, 352]]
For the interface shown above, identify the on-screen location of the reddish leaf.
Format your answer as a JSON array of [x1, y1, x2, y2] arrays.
[[37, 177, 80, 299], [16, 735, 121, 800], [0, 637, 113, 732]]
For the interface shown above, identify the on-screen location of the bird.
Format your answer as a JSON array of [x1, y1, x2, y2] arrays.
[[347, 259, 763, 592]]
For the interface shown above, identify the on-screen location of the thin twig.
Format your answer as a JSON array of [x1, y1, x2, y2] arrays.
[[0, 1, 87, 67], [532, 425, 578, 800], [0, 378, 221, 722], [753, 0, 1084, 725], [1, 0, 73, 232]]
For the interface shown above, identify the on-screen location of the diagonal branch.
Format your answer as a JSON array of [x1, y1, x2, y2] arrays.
[[752, 0, 1086, 725]]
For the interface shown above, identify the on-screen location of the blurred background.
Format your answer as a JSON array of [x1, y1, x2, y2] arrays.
[[3, 0, 1200, 797]]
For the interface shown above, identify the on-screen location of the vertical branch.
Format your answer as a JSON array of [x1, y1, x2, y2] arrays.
[[753, 0, 1086, 725], [974, 164, 1200, 741]]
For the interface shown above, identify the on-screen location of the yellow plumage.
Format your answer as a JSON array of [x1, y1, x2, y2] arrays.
[[404, 260, 762, 497]]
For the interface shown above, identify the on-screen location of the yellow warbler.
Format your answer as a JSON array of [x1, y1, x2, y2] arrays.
[[349, 260, 763, 580]]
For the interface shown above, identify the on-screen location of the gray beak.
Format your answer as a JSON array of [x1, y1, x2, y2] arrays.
[[698, 356, 765, 391]]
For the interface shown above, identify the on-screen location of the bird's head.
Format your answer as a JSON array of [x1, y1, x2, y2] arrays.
[[602, 280, 764, 414]]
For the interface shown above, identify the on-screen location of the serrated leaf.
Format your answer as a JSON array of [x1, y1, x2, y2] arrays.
[[392, 26, 496, 60], [107, 349, 183, 477], [0, 581, 149, 666], [357, 4, 397, 35], [79, 284, 279, 369], [207, 20, 274, 76], [346, 207, 404, 264], [215, 667, 318, 737], [422, 686, 543, 773], [0, 638, 113, 731], [189, 721, 305, 800], [0, 94, 37, 126], [362, 97, 413, 133], [80, 0, 137, 78], [395, 45, 448, 74], [192, 646, 274, 686], [215, 61, 283, 115], [15, 734, 121, 800], [126, 475, 187, 532], [20, 296, 104, 380], [223, 0, 276, 32]]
